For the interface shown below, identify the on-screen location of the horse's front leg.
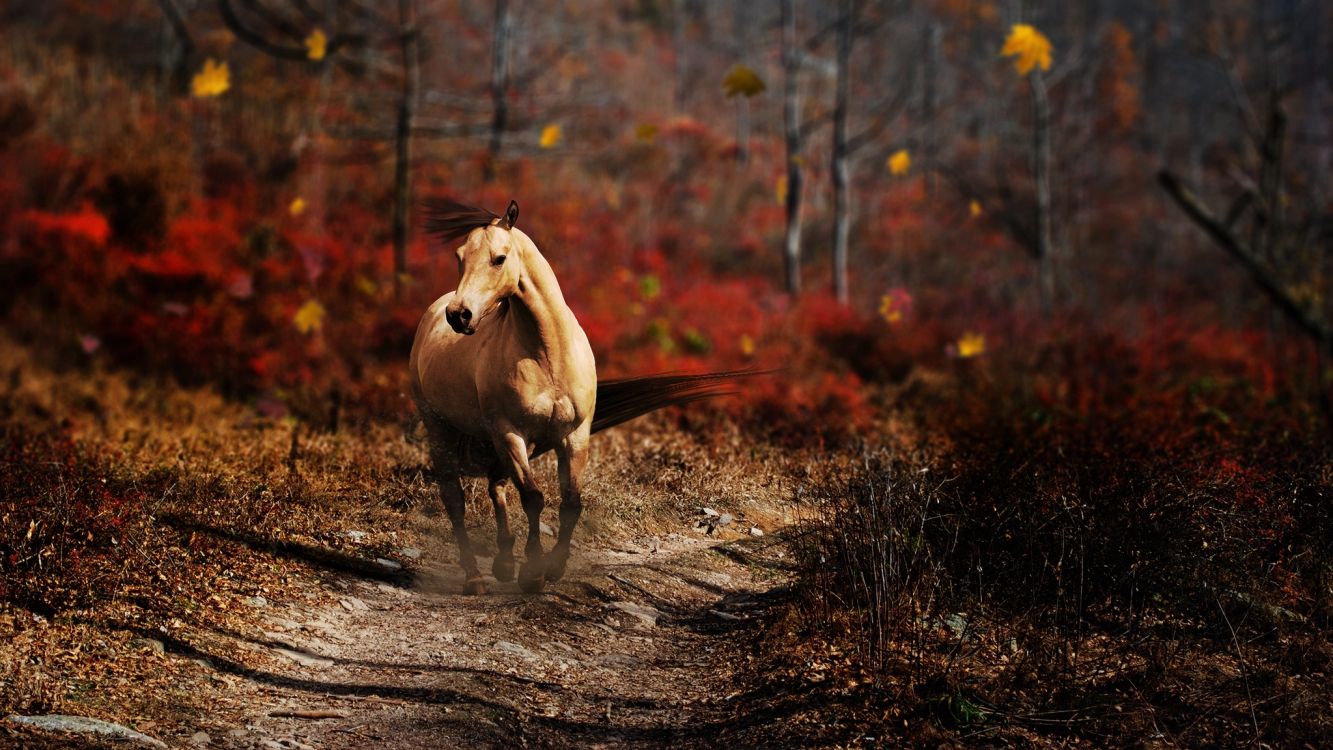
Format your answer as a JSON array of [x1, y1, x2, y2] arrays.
[[487, 463, 516, 582], [547, 422, 591, 583], [425, 433, 486, 595], [493, 430, 547, 593]]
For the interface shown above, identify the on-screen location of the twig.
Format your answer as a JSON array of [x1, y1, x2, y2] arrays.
[[1216, 597, 1260, 742], [268, 709, 347, 719]]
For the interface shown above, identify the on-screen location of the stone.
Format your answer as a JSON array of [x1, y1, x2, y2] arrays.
[[717, 513, 734, 527], [609, 600, 661, 628], [346, 530, 367, 542], [129, 637, 165, 655], [246, 596, 268, 608], [493, 640, 538, 660], [400, 547, 422, 559], [748, 527, 764, 537], [539, 522, 554, 536], [272, 647, 334, 669], [4, 715, 168, 749], [188, 730, 212, 746], [700, 507, 720, 517], [338, 596, 369, 612], [374, 558, 402, 571]]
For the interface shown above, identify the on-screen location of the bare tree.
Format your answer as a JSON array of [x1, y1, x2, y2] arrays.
[[830, 0, 852, 304], [484, 0, 512, 182], [781, 0, 803, 296], [392, 0, 419, 301], [829, 1, 917, 304], [1032, 67, 1054, 311]]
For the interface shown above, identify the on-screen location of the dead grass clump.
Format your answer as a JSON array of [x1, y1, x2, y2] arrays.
[[0, 424, 154, 614], [789, 408, 1333, 746]]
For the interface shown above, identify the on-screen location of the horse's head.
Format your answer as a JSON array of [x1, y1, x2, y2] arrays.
[[445, 200, 522, 335]]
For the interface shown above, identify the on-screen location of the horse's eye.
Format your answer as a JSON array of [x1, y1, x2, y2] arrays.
[[492, 255, 507, 267]]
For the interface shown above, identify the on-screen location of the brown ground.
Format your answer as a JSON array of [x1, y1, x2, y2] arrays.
[[0, 338, 816, 749]]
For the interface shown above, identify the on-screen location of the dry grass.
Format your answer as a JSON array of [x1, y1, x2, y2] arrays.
[[0, 334, 796, 729]]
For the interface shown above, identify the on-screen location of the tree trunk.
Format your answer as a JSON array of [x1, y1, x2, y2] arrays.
[[781, 0, 802, 297], [484, 0, 512, 182], [1032, 69, 1054, 312], [831, 0, 852, 304], [392, 0, 419, 301], [673, 0, 687, 113], [922, 21, 940, 198], [733, 1, 750, 164]]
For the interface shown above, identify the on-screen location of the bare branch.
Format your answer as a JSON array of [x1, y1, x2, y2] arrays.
[[1158, 170, 1330, 349]]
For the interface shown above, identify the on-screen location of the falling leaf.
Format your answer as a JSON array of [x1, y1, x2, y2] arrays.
[[879, 288, 912, 324], [739, 334, 755, 357], [288, 197, 307, 216], [956, 332, 986, 358], [191, 59, 230, 98], [1000, 24, 1053, 75], [775, 175, 788, 205], [639, 274, 661, 300], [294, 300, 325, 334], [305, 29, 327, 61], [539, 124, 562, 148], [969, 200, 983, 218], [888, 149, 911, 176], [355, 275, 378, 297], [635, 123, 659, 142], [722, 64, 766, 99]]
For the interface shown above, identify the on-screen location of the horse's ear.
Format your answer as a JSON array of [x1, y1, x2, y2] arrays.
[[502, 200, 519, 230]]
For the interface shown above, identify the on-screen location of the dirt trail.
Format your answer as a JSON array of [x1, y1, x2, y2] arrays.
[[184, 528, 794, 750]]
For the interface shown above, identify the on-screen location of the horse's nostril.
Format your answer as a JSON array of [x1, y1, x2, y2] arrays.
[[460, 308, 472, 321]]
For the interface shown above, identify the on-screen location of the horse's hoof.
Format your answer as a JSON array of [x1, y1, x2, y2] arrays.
[[492, 553, 516, 582], [463, 577, 488, 596], [518, 564, 546, 593], [545, 552, 569, 582]]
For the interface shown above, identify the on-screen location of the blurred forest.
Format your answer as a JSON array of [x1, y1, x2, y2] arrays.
[[1, 0, 1330, 425], [1, 0, 1332, 746]]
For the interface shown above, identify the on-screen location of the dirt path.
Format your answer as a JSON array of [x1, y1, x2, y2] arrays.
[[176, 528, 794, 750]]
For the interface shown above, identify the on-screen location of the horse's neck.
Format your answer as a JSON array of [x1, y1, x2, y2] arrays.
[[509, 240, 578, 373]]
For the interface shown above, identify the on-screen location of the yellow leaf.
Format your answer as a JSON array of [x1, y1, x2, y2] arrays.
[[288, 197, 306, 216], [191, 59, 230, 98], [957, 332, 986, 358], [294, 300, 325, 334], [969, 200, 982, 217], [722, 64, 766, 99], [539, 124, 562, 148], [775, 175, 788, 205], [739, 334, 755, 357], [888, 149, 911, 176], [355, 275, 378, 296], [635, 123, 659, 142], [879, 297, 901, 324], [1000, 24, 1053, 75], [305, 29, 327, 61]]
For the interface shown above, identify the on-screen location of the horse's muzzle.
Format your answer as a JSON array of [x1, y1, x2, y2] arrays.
[[445, 307, 476, 335]]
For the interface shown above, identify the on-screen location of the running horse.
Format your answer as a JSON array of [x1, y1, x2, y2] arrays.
[[411, 199, 741, 594]]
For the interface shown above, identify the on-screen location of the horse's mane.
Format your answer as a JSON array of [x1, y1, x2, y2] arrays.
[[422, 199, 499, 243]]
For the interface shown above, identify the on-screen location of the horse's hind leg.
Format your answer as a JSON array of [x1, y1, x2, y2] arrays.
[[493, 430, 547, 593], [488, 463, 516, 582], [547, 422, 590, 583], [426, 429, 486, 595]]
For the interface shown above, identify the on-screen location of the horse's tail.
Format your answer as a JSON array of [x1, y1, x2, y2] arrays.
[[590, 370, 763, 435], [530, 370, 766, 457]]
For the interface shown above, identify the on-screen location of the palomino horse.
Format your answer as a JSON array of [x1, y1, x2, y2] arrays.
[[412, 199, 742, 594]]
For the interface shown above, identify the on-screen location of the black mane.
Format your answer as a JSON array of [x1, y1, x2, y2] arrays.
[[422, 199, 499, 243]]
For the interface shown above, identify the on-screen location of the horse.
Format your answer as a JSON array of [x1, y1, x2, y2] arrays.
[[411, 199, 744, 594]]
